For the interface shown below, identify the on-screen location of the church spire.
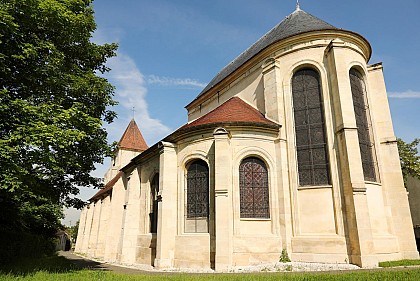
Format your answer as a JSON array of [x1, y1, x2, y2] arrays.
[[296, 0, 301, 11], [118, 118, 148, 152]]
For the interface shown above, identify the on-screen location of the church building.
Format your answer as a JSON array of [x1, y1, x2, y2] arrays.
[[75, 6, 419, 270]]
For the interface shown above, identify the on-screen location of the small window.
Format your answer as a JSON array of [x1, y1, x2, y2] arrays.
[[185, 160, 209, 233], [349, 69, 378, 182], [292, 69, 330, 186], [239, 157, 270, 218], [149, 174, 159, 233]]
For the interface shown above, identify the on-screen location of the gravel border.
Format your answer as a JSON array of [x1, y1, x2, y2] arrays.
[[73, 252, 361, 273]]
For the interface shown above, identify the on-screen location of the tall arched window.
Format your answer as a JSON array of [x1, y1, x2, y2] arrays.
[[185, 159, 209, 233], [292, 68, 330, 186], [349, 69, 377, 182], [149, 173, 159, 233], [239, 157, 269, 218]]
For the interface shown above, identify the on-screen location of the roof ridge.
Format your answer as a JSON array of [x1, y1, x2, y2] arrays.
[[189, 8, 339, 106]]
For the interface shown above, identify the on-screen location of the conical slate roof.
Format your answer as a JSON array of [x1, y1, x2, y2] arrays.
[[118, 119, 148, 151], [192, 8, 338, 102]]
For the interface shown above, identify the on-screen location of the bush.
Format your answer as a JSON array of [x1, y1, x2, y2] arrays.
[[279, 249, 291, 263], [0, 230, 56, 265]]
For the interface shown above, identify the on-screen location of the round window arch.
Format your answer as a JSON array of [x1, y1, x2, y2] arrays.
[[292, 68, 330, 186], [239, 157, 270, 218], [349, 68, 377, 182], [185, 159, 209, 233]]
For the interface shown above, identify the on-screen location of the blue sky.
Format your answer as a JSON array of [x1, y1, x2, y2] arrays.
[[62, 0, 420, 225]]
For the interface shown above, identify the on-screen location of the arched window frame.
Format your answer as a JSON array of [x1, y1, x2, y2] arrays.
[[239, 156, 270, 219], [291, 68, 331, 186], [184, 159, 210, 233], [349, 68, 378, 182]]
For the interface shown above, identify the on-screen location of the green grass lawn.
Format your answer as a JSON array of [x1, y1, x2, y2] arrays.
[[2, 255, 420, 281], [2, 269, 420, 281], [379, 259, 420, 268]]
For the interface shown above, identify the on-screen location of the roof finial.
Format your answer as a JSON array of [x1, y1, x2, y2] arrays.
[[296, 0, 301, 11], [132, 106, 135, 119]]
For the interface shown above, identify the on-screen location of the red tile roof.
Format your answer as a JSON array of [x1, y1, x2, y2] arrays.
[[118, 119, 148, 151], [90, 171, 123, 201], [181, 97, 278, 130]]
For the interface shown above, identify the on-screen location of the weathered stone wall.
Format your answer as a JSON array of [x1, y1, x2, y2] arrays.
[[76, 28, 418, 270]]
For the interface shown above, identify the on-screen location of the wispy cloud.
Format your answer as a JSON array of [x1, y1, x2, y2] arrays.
[[388, 90, 420, 98], [105, 53, 172, 144], [147, 75, 206, 89]]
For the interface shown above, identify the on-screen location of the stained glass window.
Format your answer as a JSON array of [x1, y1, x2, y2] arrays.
[[239, 157, 270, 218], [292, 69, 330, 186], [185, 160, 209, 233], [349, 69, 377, 182]]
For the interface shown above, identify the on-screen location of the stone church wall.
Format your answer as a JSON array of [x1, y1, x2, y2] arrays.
[[135, 155, 160, 266], [103, 176, 126, 262], [75, 15, 419, 269]]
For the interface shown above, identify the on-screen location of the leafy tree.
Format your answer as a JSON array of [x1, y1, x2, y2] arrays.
[[397, 138, 420, 187], [0, 0, 117, 238], [69, 220, 79, 243]]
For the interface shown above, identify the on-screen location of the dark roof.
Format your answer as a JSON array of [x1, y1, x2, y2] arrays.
[[179, 97, 278, 131], [90, 171, 123, 201], [190, 8, 338, 104], [118, 119, 148, 152]]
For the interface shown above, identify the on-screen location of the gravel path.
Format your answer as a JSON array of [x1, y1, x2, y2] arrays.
[[60, 251, 363, 274]]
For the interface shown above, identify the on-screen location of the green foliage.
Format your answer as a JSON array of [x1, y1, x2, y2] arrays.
[[0, 230, 56, 265], [0, 253, 78, 275], [284, 265, 293, 271], [69, 220, 79, 244], [397, 138, 420, 187], [279, 248, 291, 263], [0, 0, 117, 239], [379, 259, 420, 267]]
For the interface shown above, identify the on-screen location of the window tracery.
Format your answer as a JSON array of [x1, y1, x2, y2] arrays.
[[185, 159, 209, 232], [292, 69, 330, 186], [239, 157, 270, 218], [350, 69, 377, 182]]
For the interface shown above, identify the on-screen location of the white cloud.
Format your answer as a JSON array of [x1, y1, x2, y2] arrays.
[[388, 90, 420, 98], [106, 53, 172, 144], [91, 27, 123, 45], [147, 75, 206, 89]]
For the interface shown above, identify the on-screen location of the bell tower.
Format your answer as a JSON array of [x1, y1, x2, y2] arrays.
[[104, 119, 148, 182]]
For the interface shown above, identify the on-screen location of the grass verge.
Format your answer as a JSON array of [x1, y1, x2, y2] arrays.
[[379, 259, 420, 267], [2, 255, 420, 280], [0, 254, 79, 276], [1, 269, 420, 281]]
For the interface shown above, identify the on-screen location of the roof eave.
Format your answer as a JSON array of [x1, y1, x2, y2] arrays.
[[165, 121, 281, 143], [186, 29, 371, 110]]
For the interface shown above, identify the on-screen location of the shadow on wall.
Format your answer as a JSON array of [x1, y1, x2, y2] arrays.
[[406, 176, 420, 253]]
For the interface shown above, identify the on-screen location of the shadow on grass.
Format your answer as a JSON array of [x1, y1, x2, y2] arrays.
[[0, 251, 109, 276]]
